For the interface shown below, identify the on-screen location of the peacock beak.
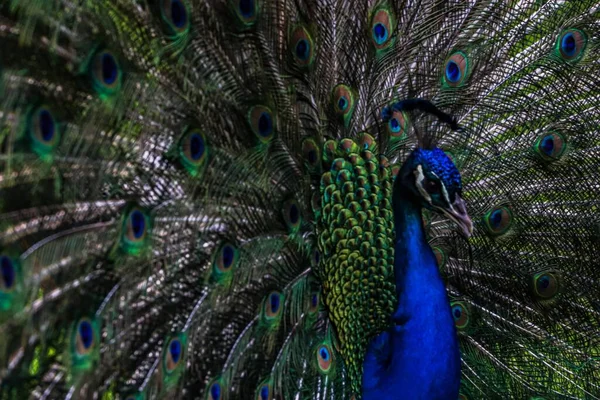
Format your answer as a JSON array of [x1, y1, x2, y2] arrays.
[[440, 194, 473, 237]]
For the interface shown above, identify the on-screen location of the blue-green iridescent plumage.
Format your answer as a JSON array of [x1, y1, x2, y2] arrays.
[[1, 0, 600, 399]]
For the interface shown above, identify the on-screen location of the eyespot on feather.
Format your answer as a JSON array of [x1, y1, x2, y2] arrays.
[[387, 110, 408, 140], [74, 318, 96, 357], [370, 7, 394, 49], [556, 29, 586, 61], [161, 0, 190, 34], [178, 129, 208, 173], [28, 106, 60, 156], [121, 207, 152, 254], [213, 242, 239, 274], [282, 199, 302, 233], [332, 84, 356, 124], [248, 105, 274, 142], [164, 336, 185, 373], [290, 26, 314, 66], [232, 0, 258, 26], [302, 139, 321, 169], [308, 291, 320, 313], [206, 379, 224, 400], [483, 206, 513, 236], [443, 51, 469, 87], [256, 382, 272, 400], [534, 132, 566, 161], [316, 344, 333, 373], [532, 271, 560, 300], [0, 255, 17, 294], [432, 247, 447, 269], [450, 301, 469, 330], [264, 291, 283, 320], [91, 50, 122, 94]]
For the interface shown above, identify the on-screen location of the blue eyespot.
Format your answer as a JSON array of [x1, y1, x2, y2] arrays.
[[39, 110, 55, 141], [557, 29, 586, 61], [130, 210, 146, 239], [0, 256, 15, 290], [75, 318, 96, 355], [258, 112, 272, 137], [248, 106, 275, 142], [290, 26, 314, 66], [101, 53, 118, 85], [445, 60, 461, 83], [161, 0, 191, 35], [443, 52, 469, 87], [533, 271, 559, 300], [373, 23, 388, 45], [534, 132, 566, 161], [239, 0, 255, 17], [483, 206, 512, 236], [165, 336, 186, 373], [259, 384, 270, 400], [370, 8, 393, 49], [122, 207, 151, 252], [283, 199, 302, 233], [270, 293, 280, 313], [389, 117, 400, 132], [214, 243, 239, 277], [78, 320, 94, 349], [170, 0, 187, 28], [296, 39, 309, 60], [264, 291, 283, 320], [189, 133, 205, 160], [337, 96, 348, 111], [92, 50, 122, 93], [561, 33, 576, 57], [210, 382, 221, 400], [450, 301, 469, 330], [316, 344, 333, 373]]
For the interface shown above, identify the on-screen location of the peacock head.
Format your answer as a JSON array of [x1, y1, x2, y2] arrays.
[[395, 147, 473, 237]]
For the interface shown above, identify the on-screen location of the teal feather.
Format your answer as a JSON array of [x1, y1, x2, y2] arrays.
[[0, 1, 600, 399]]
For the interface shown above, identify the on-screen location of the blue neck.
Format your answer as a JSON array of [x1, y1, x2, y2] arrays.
[[362, 193, 461, 399]]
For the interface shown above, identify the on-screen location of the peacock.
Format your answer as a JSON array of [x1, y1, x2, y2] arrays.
[[1, 0, 600, 398]]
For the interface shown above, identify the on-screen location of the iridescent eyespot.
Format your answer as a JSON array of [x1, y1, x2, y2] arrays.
[[308, 291, 319, 313], [387, 110, 408, 140], [91, 50, 122, 94], [444, 52, 469, 87], [450, 301, 469, 330], [164, 337, 184, 373], [316, 344, 333, 373], [483, 206, 512, 236], [256, 382, 272, 400], [234, 0, 257, 25], [358, 132, 376, 152], [311, 249, 320, 266], [213, 242, 239, 274], [28, 106, 60, 156], [459, 395, 468, 400], [121, 207, 152, 254], [290, 26, 314, 66], [332, 84, 356, 124], [248, 105, 274, 143], [302, 139, 321, 169], [370, 7, 394, 49], [0, 256, 16, 293], [282, 199, 302, 233], [207, 380, 223, 400], [178, 129, 208, 174], [264, 291, 283, 320], [534, 132, 566, 161], [533, 271, 560, 300], [432, 247, 447, 269], [161, 0, 190, 34], [556, 29, 586, 61], [75, 319, 96, 356]]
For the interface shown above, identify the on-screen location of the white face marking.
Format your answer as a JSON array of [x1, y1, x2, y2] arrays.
[[414, 166, 452, 208], [414, 165, 432, 204]]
